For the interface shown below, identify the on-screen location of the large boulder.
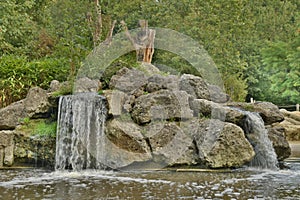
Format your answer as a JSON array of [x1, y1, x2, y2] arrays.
[[104, 119, 152, 169], [131, 90, 193, 124], [276, 110, 300, 141], [104, 90, 132, 116], [0, 130, 15, 167], [191, 99, 246, 126], [24, 87, 51, 118], [145, 122, 198, 166], [193, 119, 255, 168], [179, 74, 210, 100], [227, 102, 284, 125], [267, 126, 291, 161], [0, 100, 26, 130], [145, 74, 179, 93], [0, 87, 52, 130], [109, 67, 148, 93], [207, 84, 230, 103], [74, 77, 101, 93]]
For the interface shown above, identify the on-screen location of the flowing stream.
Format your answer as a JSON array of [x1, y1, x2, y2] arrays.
[[0, 163, 300, 199]]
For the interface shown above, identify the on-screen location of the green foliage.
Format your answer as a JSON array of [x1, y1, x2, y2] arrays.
[[0, 0, 299, 105], [260, 34, 300, 104], [0, 55, 69, 107]]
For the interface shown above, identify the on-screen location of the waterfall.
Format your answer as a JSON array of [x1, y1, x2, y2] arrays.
[[55, 93, 107, 171], [243, 111, 278, 169]]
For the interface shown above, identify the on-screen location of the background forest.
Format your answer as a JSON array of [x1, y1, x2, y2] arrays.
[[0, 0, 299, 108]]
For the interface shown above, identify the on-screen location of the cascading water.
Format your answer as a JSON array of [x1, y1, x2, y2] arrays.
[[242, 111, 278, 170], [55, 92, 107, 171]]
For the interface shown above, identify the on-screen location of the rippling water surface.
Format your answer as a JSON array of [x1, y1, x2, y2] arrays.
[[0, 161, 300, 200]]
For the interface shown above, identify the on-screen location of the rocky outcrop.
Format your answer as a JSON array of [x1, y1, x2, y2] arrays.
[[191, 99, 246, 125], [179, 74, 210, 100], [109, 67, 148, 93], [0, 65, 292, 169]]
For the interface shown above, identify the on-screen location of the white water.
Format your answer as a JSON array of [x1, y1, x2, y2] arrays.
[[243, 111, 278, 169], [55, 93, 107, 170]]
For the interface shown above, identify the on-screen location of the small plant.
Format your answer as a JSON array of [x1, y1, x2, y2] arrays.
[[19, 117, 31, 126], [52, 82, 73, 97], [98, 89, 104, 95], [243, 104, 255, 112]]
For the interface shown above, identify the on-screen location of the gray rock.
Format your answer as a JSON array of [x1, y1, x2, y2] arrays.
[[145, 74, 179, 93], [49, 80, 61, 92], [254, 102, 284, 125], [74, 77, 101, 93], [267, 126, 291, 161], [0, 130, 15, 166], [191, 99, 246, 126], [227, 102, 284, 125], [193, 119, 255, 168], [0, 101, 26, 130], [131, 90, 193, 124], [104, 119, 152, 169], [145, 122, 198, 166], [104, 90, 129, 116], [109, 67, 148, 93], [0, 148, 3, 167], [207, 84, 230, 103], [24, 87, 51, 118], [179, 74, 210, 100]]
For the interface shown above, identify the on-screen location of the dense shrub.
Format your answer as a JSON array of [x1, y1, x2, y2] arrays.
[[0, 55, 69, 107]]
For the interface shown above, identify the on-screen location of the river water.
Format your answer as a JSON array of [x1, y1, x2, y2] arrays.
[[0, 160, 300, 200]]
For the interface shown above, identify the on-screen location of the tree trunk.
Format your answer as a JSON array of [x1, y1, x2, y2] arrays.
[[122, 20, 155, 63]]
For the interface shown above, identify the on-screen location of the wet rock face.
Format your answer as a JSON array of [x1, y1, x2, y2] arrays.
[[13, 132, 56, 169], [74, 77, 101, 93]]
